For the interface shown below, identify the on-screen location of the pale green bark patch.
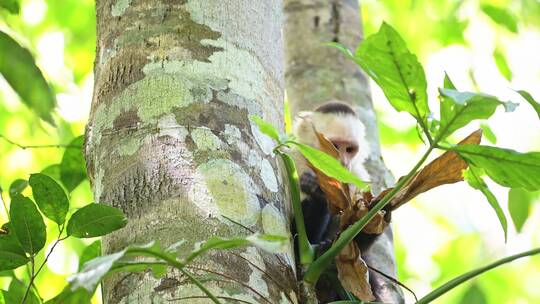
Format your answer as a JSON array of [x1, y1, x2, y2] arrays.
[[111, 0, 131, 17], [191, 127, 223, 151], [189, 159, 260, 227], [158, 114, 189, 141], [260, 159, 278, 192]]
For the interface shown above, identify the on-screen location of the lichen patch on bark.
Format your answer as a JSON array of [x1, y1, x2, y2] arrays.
[[191, 127, 223, 151], [111, 0, 131, 17], [260, 159, 278, 192], [189, 159, 261, 227]]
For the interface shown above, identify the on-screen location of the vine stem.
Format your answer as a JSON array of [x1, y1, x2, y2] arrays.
[[303, 145, 435, 283], [128, 248, 222, 304], [416, 247, 540, 304], [279, 152, 314, 265]]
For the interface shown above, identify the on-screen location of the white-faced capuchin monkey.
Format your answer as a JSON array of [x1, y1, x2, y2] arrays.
[[292, 101, 371, 248]]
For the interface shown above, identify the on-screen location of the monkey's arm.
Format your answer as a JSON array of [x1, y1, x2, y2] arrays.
[[299, 170, 333, 246]]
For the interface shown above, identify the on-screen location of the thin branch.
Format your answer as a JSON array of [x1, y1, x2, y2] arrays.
[[167, 295, 256, 304], [186, 265, 273, 304], [368, 265, 417, 302], [22, 225, 66, 303], [0, 134, 79, 150]]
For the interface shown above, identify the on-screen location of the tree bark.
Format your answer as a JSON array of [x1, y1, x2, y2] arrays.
[[283, 0, 405, 303], [86, 1, 297, 303]]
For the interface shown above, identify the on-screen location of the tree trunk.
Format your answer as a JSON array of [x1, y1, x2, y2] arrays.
[[86, 1, 297, 303], [283, 0, 405, 303]]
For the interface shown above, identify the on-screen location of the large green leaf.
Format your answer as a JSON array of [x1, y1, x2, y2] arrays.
[[0, 31, 55, 124], [508, 188, 537, 232], [2, 278, 40, 304], [437, 88, 515, 139], [29, 173, 69, 225], [46, 287, 93, 304], [464, 167, 507, 241], [66, 204, 127, 238], [290, 142, 367, 189], [0, 223, 28, 271], [0, 0, 19, 14], [453, 145, 540, 191], [517, 90, 540, 120], [9, 195, 46, 255], [355, 22, 429, 124], [481, 4, 518, 33], [69, 248, 127, 292], [60, 136, 87, 192]]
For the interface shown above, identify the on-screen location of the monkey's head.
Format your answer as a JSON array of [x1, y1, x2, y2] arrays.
[[293, 101, 369, 170]]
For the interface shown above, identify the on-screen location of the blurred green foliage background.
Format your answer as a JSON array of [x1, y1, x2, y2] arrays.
[[0, 0, 539, 303]]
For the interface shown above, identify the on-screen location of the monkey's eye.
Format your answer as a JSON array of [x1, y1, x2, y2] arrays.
[[346, 146, 358, 154]]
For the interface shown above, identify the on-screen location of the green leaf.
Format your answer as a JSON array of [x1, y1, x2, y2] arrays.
[[60, 136, 87, 192], [493, 48, 512, 81], [0, 31, 56, 125], [70, 242, 165, 293], [438, 88, 515, 139], [516, 90, 540, 120], [290, 142, 367, 189], [0, 223, 28, 271], [453, 145, 540, 191], [29, 173, 69, 225], [250, 115, 280, 142], [508, 188, 537, 232], [8, 179, 27, 198], [46, 287, 92, 304], [69, 249, 127, 292], [481, 4, 518, 33], [78, 240, 101, 270], [480, 123, 497, 144], [41, 164, 62, 181], [9, 195, 46, 255], [0, 0, 19, 14], [2, 278, 40, 304], [355, 22, 429, 124], [459, 283, 487, 304], [66, 203, 127, 238], [186, 233, 288, 264], [464, 167, 508, 241]]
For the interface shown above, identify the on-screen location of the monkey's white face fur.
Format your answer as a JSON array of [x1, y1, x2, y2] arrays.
[[292, 110, 371, 180]]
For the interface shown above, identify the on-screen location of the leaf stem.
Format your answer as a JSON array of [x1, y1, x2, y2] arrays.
[[303, 146, 434, 283], [415, 247, 540, 304], [128, 248, 222, 304], [278, 152, 314, 265]]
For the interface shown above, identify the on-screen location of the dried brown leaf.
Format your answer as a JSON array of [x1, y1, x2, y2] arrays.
[[377, 129, 483, 210], [307, 130, 352, 211], [340, 200, 387, 234], [336, 242, 375, 301]]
